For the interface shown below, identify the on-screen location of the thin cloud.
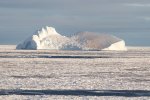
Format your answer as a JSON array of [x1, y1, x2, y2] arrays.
[[142, 17, 150, 21], [124, 3, 150, 7], [137, 16, 150, 21]]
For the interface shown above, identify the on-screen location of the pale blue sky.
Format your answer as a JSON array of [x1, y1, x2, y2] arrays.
[[0, 0, 150, 46]]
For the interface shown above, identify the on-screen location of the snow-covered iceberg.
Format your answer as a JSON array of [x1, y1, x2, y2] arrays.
[[16, 26, 127, 51], [16, 26, 69, 50]]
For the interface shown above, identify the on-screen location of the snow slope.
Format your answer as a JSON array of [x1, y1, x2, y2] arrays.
[[16, 26, 127, 51], [70, 32, 127, 51]]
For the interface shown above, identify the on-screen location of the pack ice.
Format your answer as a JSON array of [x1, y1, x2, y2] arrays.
[[16, 26, 127, 51]]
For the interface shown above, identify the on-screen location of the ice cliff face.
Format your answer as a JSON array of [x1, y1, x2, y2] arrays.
[[16, 26, 127, 51]]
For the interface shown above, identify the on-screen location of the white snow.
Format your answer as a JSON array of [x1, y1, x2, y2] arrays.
[[16, 26, 127, 51]]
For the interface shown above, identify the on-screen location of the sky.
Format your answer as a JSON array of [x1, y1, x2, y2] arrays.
[[0, 0, 150, 46]]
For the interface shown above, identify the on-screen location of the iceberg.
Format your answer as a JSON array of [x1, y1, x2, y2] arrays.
[[16, 26, 127, 51]]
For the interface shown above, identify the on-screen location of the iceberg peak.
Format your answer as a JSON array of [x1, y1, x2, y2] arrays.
[[39, 26, 59, 36]]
